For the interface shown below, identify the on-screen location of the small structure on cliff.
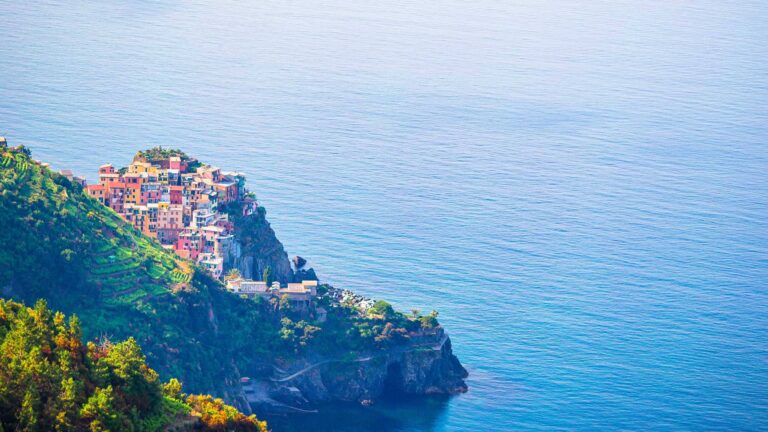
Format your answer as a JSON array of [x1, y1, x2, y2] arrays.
[[226, 277, 269, 296], [226, 277, 319, 308]]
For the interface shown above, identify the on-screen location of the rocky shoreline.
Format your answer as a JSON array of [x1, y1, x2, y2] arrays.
[[223, 210, 468, 413], [242, 327, 467, 413]]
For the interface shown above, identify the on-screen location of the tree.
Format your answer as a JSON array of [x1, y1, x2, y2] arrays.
[[419, 311, 439, 330], [104, 337, 145, 382], [279, 317, 297, 348], [18, 387, 41, 432], [278, 294, 291, 313], [369, 300, 395, 319], [54, 377, 80, 432], [225, 268, 241, 281], [185, 394, 267, 432], [102, 337, 161, 413], [262, 266, 272, 285], [162, 378, 183, 400], [79, 386, 123, 432], [299, 323, 321, 347]]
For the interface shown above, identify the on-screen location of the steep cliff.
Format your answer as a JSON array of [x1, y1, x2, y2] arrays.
[[222, 206, 295, 284], [247, 327, 468, 412], [0, 144, 468, 416]]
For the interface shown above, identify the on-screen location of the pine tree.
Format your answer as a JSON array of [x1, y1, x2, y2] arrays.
[[18, 387, 41, 432]]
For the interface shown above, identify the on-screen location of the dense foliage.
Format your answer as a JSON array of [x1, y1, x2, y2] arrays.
[[134, 147, 189, 161], [0, 145, 280, 394], [134, 147, 201, 172], [0, 144, 190, 308], [185, 395, 266, 431], [0, 144, 440, 403], [307, 297, 437, 354], [0, 298, 266, 432]]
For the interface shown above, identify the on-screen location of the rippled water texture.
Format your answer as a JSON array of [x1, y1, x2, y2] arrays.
[[2, 1, 767, 430]]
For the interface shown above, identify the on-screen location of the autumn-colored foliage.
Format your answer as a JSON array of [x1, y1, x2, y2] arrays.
[[0, 298, 266, 432], [185, 394, 268, 432]]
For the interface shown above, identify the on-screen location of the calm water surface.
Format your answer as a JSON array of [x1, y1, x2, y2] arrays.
[[2, 1, 767, 430]]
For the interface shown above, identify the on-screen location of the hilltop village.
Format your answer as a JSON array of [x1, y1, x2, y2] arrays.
[[1, 140, 469, 416], [82, 148, 316, 305]]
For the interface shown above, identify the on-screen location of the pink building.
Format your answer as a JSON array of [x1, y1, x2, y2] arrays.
[[215, 181, 239, 205], [85, 154, 252, 281], [157, 204, 184, 244], [169, 156, 182, 171], [169, 185, 183, 205], [177, 230, 202, 261]]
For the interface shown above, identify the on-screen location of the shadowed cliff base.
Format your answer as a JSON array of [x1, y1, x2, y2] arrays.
[[259, 395, 452, 432], [0, 144, 468, 417]]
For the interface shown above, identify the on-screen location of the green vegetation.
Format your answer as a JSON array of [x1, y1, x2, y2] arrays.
[[135, 147, 189, 160], [278, 317, 321, 351], [262, 266, 272, 285], [303, 290, 442, 354], [0, 146, 272, 394], [0, 145, 192, 309], [185, 394, 266, 431], [134, 147, 201, 172], [225, 269, 241, 281], [0, 145, 441, 404], [419, 310, 440, 330], [369, 300, 395, 318], [0, 298, 266, 431]]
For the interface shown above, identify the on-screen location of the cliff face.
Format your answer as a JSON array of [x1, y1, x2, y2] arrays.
[[223, 207, 295, 284], [246, 328, 468, 412], [223, 208, 469, 412], [1, 145, 468, 417]]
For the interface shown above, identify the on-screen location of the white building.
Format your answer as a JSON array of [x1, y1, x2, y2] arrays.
[[226, 278, 319, 306], [226, 278, 269, 297], [199, 253, 223, 279]]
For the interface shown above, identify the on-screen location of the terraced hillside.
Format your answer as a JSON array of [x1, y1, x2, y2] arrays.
[[0, 142, 467, 413], [0, 144, 271, 399], [1, 146, 193, 296]]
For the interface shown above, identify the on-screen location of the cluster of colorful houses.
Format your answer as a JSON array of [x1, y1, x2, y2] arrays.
[[3, 139, 322, 307], [84, 152, 256, 279], [73, 149, 321, 305]]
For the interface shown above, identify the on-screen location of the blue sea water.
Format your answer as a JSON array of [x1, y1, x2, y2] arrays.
[[2, 1, 768, 430]]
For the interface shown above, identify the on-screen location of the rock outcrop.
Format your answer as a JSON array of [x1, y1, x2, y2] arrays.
[[0, 145, 468, 421], [293, 255, 307, 270], [223, 206, 468, 412], [246, 327, 468, 412], [223, 207, 296, 284]]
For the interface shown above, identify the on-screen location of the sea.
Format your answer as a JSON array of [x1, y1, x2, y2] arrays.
[[1, 1, 767, 430]]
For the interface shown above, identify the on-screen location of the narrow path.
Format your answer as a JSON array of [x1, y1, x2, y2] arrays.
[[271, 355, 374, 383], [270, 335, 446, 383], [243, 381, 318, 413]]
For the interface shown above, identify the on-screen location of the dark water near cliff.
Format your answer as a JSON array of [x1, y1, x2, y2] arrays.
[[2, 1, 768, 430]]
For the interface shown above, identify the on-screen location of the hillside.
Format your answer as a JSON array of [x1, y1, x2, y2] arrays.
[[0, 298, 266, 431], [1, 144, 247, 398], [0, 142, 467, 413]]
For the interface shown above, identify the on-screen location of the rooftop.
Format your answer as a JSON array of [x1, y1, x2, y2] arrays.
[[202, 226, 225, 233]]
